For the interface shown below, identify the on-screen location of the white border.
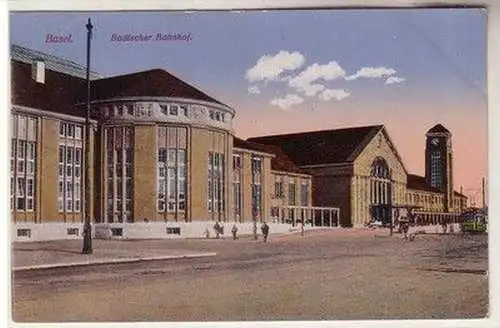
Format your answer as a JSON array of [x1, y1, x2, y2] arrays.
[[4, 0, 493, 10], [3, 1, 498, 328]]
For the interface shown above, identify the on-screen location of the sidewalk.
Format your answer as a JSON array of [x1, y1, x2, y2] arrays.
[[11, 227, 392, 271], [11, 239, 217, 271]]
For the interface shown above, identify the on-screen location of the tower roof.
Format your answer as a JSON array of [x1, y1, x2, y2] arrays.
[[427, 124, 450, 134]]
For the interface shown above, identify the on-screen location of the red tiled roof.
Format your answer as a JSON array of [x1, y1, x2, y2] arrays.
[[85, 69, 227, 106], [12, 59, 229, 119], [233, 137, 306, 174], [407, 174, 467, 200], [11, 60, 89, 118], [407, 174, 441, 193], [247, 125, 382, 166]]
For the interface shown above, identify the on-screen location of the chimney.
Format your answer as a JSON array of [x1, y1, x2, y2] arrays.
[[31, 59, 45, 84]]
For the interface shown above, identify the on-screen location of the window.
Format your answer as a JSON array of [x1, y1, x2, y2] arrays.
[[288, 178, 296, 206], [208, 151, 225, 217], [157, 127, 188, 216], [252, 156, 262, 175], [106, 126, 134, 223], [233, 154, 242, 170], [233, 153, 242, 221], [158, 148, 186, 212], [370, 157, 391, 206], [58, 122, 83, 213], [300, 179, 309, 206], [160, 104, 168, 115], [75, 126, 83, 139], [274, 175, 283, 198], [169, 104, 179, 116], [11, 115, 37, 212], [180, 104, 188, 117], [251, 156, 262, 219], [430, 151, 442, 188], [207, 109, 227, 122]]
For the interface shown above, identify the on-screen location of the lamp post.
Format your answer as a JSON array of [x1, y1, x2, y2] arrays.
[[251, 155, 257, 240], [82, 18, 93, 254]]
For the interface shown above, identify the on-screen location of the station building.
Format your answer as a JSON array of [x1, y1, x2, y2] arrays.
[[10, 44, 466, 241], [249, 125, 467, 227], [10, 44, 317, 241]]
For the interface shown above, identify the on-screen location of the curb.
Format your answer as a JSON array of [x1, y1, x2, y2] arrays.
[[12, 252, 217, 272]]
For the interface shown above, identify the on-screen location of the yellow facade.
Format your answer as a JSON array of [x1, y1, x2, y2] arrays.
[[10, 108, 469, 230], [133, 124, 158, 221], [11, 112, 96, 224]]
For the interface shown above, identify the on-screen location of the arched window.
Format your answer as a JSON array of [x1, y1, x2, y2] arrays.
[[371, 157, 390, 179], [369, 157, 392, 223]]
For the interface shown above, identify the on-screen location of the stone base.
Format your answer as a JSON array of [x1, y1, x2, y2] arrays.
[[12, 221, 300, 242]]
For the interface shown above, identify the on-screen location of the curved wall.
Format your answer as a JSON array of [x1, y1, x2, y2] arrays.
[[94, 97, 234, 223]]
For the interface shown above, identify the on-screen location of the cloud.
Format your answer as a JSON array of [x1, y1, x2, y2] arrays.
[[319, 89, 351, 101], [288, 61, 346, 93], [270, 94, 304, 110], [302, 83, 325, 97], [245, 51, 305, 83], [345, 66, 396, 81], [248, 85, 261, 94], [385, 76, 406, 85]]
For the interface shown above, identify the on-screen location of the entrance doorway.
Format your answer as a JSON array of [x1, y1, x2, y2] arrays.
[[369, 157, 392, 225]]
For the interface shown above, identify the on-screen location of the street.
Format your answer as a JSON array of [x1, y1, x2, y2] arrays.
[[12, 230, 488, 322]]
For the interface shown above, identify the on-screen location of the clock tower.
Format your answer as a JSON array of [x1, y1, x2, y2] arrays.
[[425, 124, 453, 211]]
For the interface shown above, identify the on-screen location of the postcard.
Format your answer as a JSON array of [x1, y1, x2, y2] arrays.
[[8, 5, 489, 325]]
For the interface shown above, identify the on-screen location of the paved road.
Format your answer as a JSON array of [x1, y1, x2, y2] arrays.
[[12, 231, 488, 322]]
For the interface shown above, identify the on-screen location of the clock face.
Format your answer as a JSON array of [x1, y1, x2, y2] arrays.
[[431, 138, 439, 146]]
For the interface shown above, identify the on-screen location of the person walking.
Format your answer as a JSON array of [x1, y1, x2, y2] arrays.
[[219, 222, 225, 240], [231, 224, 239, 240], [261, 222, 270, 243], [213, 221, 221, 239], [399, 217, 409, 240]]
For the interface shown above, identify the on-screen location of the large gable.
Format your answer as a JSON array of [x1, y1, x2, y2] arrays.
[[247, 125, 382, 166]]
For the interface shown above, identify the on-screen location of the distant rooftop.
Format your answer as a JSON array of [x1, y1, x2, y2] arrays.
[[11, 44, 102, 80]]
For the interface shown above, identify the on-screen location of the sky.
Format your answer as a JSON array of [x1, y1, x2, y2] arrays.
[[9, 9, 487, 201]]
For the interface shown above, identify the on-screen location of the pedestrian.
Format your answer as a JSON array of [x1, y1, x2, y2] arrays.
[[261, 221, 270, 243], [220, 222, 225, 240], [213, 221, 221, 239], [231, 224, 239, 240], [300, 219, 305, 236], [399, 217, 409, 240]]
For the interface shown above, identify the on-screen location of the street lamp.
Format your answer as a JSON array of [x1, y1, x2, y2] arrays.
[[82, 18, 93, 254], [251, 155, 257, 240]]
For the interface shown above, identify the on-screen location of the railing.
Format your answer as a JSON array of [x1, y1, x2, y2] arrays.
[[269, 205, 340, 227], [412, 211, 463, 226]]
